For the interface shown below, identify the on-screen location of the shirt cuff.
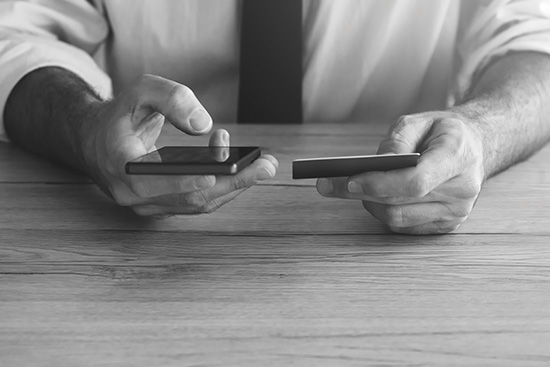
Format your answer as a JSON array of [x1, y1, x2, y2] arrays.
[[0, 33, 112, 142]]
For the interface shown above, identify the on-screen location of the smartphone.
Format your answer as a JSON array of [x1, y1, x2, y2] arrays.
[[292, 153, 420, 179], [126, 146, 261, 175]]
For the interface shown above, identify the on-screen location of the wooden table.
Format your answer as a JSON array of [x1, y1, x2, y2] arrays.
[[1, 123, 550, 366]]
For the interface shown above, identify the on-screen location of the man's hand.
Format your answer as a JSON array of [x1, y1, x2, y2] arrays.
[[85, 74, 278, 217], [316, 111, 485, 234]]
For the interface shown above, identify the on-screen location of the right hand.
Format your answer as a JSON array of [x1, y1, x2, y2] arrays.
[[84, 74, 278, 217]]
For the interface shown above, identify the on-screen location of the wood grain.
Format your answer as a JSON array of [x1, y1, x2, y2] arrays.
[[1, 123, 550, 366], [0, 180, 549, 235], [2, 123, 550, 187], [1, 230, 550, 366]]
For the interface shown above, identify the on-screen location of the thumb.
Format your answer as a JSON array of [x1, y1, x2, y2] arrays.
[[127, 75, 213, 136], [377, 115, 435, 155]]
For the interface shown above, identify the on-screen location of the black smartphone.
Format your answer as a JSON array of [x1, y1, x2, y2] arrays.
[[125, 146, 261, 175], [292, 153, 420, 179]]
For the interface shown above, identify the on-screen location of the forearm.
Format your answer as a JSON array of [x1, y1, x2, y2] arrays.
[[3, 67, 103, 175], [453, 52, 550, 179]]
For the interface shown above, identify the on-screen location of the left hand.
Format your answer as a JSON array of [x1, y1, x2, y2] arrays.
[[316, 111, 486, 234]]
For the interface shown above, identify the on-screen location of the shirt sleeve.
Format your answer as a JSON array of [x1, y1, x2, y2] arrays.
[[0, 0, 113, 142], [451, 0, 550, 104]]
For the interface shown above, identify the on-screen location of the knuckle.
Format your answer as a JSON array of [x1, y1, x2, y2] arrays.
[[113, 194, 135, 207], [231, 175, 250, 191], [110, 184, 141, 206], [438, 117, 463, 130], [443, 222, 463, 233], [442, 121, 465, 146], [129, 181, 151, 198], [408, 174, 431, 197], [443, 201, 472, 220], [361, 179, 385, 197], [182, 191, 207, 208], [396, 114, 415, 128], [200, 200, 222, 214], [382, 131, 408, 150], [167, 84, 193, 105], [453, 204, 472, 218], [458, 177, 483, 199], [382, 114, 430, 153], [393, 114, 426, 130], [433, 219, 464, 234], [383, 205, 405, 228], [438, 119, 476, 154], [132, 207, 148, 216], [389, 115, 415, 139], [103, 159, 119, 177]]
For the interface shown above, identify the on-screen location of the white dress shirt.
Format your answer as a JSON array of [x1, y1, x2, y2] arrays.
[[1, 0, 550, 141]]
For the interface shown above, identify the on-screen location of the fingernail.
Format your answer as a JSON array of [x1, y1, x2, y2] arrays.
[[317, 178, 333, 195], [348, 181, 363, 193], [255, 168, 273, 181], [189, 109, 211, 133], [222, 130, 230, 145], [194, 176, 214, 189]]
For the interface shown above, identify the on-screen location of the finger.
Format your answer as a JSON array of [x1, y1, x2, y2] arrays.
[[128, 74, 213, 135], [362, 200, 469, 229], [209, 129, 230, 147], [143, 154, 277, 208], [413, 118, 482, 194], [199, 188, 248, 214], [317, 177, 420, 205], [344, 169, 419, 198], [132, 203, 203, 216], [183, 154, 278, 206], [132, 188, 247, 216], [110, 138, 216, 198], [125, 174, 216, 199], [350, 119, 478, 198], [137, 112, 165, 147], [377, 114, 435, 155], [209, 147, 230, 163], [209, 129, 230, 162], [387, 221, 464, 235]]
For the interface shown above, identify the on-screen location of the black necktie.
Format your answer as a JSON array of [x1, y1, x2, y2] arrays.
[[237, 0, 303, 123]]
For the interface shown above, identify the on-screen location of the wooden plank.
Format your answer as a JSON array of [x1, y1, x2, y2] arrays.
[[0, 123, 387, 184], [2, 122, 550, 365], [0, 141, 90, 184], [4, 122, 549, 186], [1, 230, 550, 366], [0, 178, 549, 234]]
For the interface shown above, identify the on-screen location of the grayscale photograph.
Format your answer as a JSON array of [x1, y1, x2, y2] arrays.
[[1, 0, 550, 366]]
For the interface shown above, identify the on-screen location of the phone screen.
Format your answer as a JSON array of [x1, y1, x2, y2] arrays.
[[126, 146, 261, 175]]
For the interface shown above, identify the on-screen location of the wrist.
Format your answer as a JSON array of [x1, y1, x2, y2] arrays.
[[76, 98, 109, 183], [447, 103, 489, 182], [5, 67, 110, 177]]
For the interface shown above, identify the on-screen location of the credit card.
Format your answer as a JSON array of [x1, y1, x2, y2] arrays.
[[292, 153, 420, 179]]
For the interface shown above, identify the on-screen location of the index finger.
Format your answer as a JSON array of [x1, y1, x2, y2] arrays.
[[350, 119, 471, 198]]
